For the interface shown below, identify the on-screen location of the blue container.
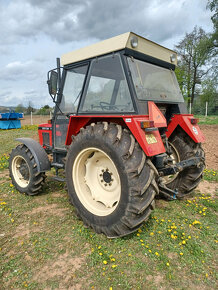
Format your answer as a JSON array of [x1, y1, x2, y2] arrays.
[[0, 120, 21, 129], [0, 111, 23, 129], [0, 112, 23, 120]]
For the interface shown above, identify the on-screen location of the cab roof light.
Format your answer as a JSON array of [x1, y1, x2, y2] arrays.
[[190, 118, 199, 125], [141, 120, 155, 129]]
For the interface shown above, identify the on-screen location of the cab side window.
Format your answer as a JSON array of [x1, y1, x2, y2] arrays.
[[60, 65, 88, 113], [80, 54, 134, 113]]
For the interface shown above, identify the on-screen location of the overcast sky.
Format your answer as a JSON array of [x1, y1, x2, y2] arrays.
[[0, 0, 213, 109]]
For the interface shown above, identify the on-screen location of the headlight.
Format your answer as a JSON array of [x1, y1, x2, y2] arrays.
[[130, 36, 138, 48], [170, 54, 176, 63]]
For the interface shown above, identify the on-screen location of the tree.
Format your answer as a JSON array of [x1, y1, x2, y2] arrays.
[[207, 0, 218, 44], [37, 105, 52, 115], [26, 101, 35, 115], [175, 26, 214, 105], [15, 103, 25, 113]]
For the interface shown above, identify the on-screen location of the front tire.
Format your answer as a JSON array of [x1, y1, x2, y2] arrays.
[[9, 144, 46, 195], [65, 123, 159, 237]]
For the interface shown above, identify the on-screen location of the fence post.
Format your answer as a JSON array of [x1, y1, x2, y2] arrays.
[[31, 112, 33, 125], [205, 102, 208, 117], [189, 102, 192, 114]]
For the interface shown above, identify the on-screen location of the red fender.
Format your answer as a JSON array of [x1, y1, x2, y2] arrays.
[[166, 114, 205, 143], [65, 115, 166, 156]]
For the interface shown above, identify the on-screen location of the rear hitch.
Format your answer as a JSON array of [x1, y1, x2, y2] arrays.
[[158, 156, 205, 177]]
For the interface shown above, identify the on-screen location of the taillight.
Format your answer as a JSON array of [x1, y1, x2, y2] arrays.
[[190, 118, 199, 125], [141, 120, 155, 129]]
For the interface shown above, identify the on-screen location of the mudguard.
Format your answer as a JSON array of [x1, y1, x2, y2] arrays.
[[166, 114, 205, 143], [16, 138, 51, 172]]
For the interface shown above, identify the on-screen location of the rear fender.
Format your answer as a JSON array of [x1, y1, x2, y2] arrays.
[[66, 115, 166, 157], [166, 114, 205, 143], [16, 138, 51, 172]]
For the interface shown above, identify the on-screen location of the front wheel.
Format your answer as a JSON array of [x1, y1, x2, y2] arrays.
[[9, 144, 46, 195], [165, 130, 205, 198], [65, 123, 159, 237]]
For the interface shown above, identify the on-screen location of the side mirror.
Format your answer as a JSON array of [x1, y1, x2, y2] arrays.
[[47, 70, 58, 97]]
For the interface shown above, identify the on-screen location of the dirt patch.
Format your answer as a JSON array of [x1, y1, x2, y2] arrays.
[[14, 223, 42, 239], [25, 204, 68, 217], [0, 171, 9, 184], [33, 251, 86, 288], [21, 115, 50, 126], [167, 252, 178, 260], [196, 180, 218, 197], [200, 124, 218, 170], [146, 274, 164, 286], [155, 199, 170, 209]]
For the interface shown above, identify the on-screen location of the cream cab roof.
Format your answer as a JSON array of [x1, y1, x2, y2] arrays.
[[61, 32, 177, 66]]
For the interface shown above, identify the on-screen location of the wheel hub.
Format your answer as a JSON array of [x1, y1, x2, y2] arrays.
[[19, 163, 29, 180], [11, 155, 30, 187], [100, 169, 113, 185], [73, 148, 121, 216]]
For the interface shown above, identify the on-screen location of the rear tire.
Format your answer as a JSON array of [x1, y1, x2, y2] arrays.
[[65, 123, 159, 237], [166, 131, 205, 198], [9, 144, 46, 195]]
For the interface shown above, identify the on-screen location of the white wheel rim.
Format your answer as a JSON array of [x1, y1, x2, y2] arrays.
[[162, 142, 180, 184], [72, 147, 121, 216], [11, 155, 30, 188]]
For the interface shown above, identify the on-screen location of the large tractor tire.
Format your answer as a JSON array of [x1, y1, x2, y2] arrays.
[[65, 122, 159, 237], [9, 144, 46, 195], [164, 130, 205, 198]]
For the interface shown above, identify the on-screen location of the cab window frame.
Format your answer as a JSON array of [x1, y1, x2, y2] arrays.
[[78, 53, 137, 115]]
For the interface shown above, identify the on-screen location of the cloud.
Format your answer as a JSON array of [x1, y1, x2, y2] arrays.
[[0, 60, 43, 81], [0, 0, 212, 48], [0, 0, 213, 109]]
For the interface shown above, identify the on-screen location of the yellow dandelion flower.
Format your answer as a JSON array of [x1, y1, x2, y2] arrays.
[[150, 232, 154, 236], [192, 220, 201, 225], [180, 252, 183, 256], [155, 252, 159, 256], [166, 262, 170, 266], [99, 253, 103, 256], [103, 260, 108, 265], [112, 265, 117, 269]]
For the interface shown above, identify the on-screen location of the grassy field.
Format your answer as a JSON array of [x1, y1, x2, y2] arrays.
[[195, 115, 218, 125], [0, 127, 217, 289]]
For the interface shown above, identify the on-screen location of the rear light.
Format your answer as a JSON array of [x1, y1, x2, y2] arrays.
[[190, 118, 199, 125], [141, 120, 155, 129]]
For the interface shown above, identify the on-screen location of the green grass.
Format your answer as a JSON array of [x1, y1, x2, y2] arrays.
[[195, 115, 218, 125], [0, 129, 217, 289], [203, 169, 218, 182]]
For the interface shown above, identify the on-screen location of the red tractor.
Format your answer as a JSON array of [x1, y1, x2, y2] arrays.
[[9, 32, 205, 237]]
